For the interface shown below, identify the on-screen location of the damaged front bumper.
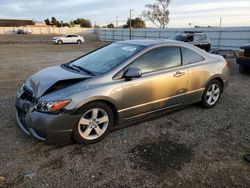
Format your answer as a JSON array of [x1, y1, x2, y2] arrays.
[[15, 88, 81, 144]]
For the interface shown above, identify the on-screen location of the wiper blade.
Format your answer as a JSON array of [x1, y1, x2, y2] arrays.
[[72, 65, 95, 76], [63, 64, 80, 72]]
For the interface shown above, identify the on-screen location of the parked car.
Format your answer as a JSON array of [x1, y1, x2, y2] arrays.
[[52, 34, 84, 44], [169, 31, 211, 52], [16, 29, 31, 34], [15, 40, 229, 144], [237, 44, 250, 74]]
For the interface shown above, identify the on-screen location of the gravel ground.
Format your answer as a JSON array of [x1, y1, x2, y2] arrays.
[[0, 34, 249, 188]]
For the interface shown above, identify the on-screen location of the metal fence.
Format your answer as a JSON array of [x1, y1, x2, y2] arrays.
[[97, 27, 250, 50]]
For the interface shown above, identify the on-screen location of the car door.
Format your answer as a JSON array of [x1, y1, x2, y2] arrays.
[[64, 35, 72, 43], [118, 46, 188, 119], [70, 35, 78, 43]]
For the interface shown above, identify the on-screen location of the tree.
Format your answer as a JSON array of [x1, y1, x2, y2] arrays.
[[44, 18, 51, 25], [123, 18, 146, 28], [62, 23, 70, 27], [107, 23, 114, 28], [73, 18, 92, 28], [142, 0, 171, 28], [51, 17, 58, 26], [69, 21, 75, 27]]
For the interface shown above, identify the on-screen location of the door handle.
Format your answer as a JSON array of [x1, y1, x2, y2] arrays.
[[173, 71, 185, 78]]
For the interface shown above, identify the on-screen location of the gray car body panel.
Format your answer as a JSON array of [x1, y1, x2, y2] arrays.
[[15, 40, 230, 143]]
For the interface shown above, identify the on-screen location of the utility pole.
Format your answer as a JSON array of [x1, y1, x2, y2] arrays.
[[94, 21, 97, 40], [116, 16, 118, 27], [218, 18, 223, 49], [219, 17, 222, 28], [129, 9, 134, 40]]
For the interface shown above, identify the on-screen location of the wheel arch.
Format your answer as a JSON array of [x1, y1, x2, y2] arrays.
[[76, 98, 120, 126], [57, 39, 63, 44], [205, 75, 224, 92]]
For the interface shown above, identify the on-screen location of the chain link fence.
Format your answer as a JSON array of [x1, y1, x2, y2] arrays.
[[97, 27, 250, 50]]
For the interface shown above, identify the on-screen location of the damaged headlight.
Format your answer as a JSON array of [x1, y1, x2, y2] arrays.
[[35, 99, 71, 113]]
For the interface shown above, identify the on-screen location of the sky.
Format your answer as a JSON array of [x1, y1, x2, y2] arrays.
[[0, 0, 250, 28]]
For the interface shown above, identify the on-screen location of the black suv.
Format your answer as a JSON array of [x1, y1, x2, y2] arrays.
[[237, 44, 250, 74], [169, 31, 211, 52]]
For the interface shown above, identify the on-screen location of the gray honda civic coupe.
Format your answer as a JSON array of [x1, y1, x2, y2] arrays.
[[15, 40, 229, 144]]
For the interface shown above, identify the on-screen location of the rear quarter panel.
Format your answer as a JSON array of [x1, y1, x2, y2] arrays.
[[185, 54, 229, 104]]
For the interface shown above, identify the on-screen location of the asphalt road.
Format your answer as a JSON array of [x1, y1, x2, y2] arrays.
[[0, 34, 249, 187]]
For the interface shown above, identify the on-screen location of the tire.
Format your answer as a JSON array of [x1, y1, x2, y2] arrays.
[[77, 40, 82, 44], [201, 80, 222, 108], [57, 40, 63, 45], [239, 65, 248, 74], [73, 102, 114, 144]]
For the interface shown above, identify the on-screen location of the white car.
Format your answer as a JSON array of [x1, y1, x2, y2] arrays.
[[52, 34, 85, 44]]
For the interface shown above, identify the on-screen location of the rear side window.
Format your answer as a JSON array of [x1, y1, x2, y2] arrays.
[[182, 47, 205, 65], [131, 47, 181, 73], [201, 34, 207, 40], [194, 34, 207, 41]]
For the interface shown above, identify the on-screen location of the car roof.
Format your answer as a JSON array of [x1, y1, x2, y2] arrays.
[[118, 39, 185, 47], [117, 39, 210, 58]]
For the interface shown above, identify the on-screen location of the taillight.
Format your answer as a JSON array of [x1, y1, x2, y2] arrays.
[[238, 49, 245, 59]]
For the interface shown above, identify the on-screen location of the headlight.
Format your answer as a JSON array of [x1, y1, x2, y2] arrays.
[[20, 83, 25, 91], [35, 99, 71, 113]]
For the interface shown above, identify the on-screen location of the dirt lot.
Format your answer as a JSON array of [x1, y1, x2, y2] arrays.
[[0, 34, 249, 188]]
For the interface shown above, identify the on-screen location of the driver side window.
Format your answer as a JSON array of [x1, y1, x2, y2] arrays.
[[130, 47, 181, 74]]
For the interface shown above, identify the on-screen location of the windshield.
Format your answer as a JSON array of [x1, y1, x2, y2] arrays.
[[169, 34, 187, 41], [71, 43, 144, 74]]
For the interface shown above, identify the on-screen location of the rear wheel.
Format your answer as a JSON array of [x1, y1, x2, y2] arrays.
[[239, 65, 248, 74], [73, 102, 114, 144], [201, 80, 222, 108], [77, 40, 82, 44]]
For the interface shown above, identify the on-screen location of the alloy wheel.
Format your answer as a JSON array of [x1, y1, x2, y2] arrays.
[[78, 108, 109, 140], [206, 83, 220, 105]]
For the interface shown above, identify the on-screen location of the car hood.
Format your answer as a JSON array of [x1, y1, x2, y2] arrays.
[[52, 36, 62, 39], [24, 65, 91, 98]]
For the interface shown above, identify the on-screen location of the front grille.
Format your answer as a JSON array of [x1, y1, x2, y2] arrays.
[[16, 109, 30, 132], [245, 49, 250, 57], [21, 86, 33, 102]]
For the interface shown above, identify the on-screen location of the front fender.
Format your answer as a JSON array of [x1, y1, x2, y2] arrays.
[[75, 95, 118, 110]]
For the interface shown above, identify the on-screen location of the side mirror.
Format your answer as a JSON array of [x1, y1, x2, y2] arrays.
[[123, 67, 142, 81]]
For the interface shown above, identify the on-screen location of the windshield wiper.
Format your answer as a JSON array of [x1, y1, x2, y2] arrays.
[[72, 65, 95, 76], [62, 64, 80, 72]]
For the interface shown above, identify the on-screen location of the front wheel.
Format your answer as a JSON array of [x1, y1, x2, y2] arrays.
[[77, 40, 82, 44], [57, 40, 63, 45], [201, 80, 222, 108], [73, 102, 114, 144]]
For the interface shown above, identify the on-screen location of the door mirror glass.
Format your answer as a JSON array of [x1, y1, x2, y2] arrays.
[[123, 67, 142, 80]]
